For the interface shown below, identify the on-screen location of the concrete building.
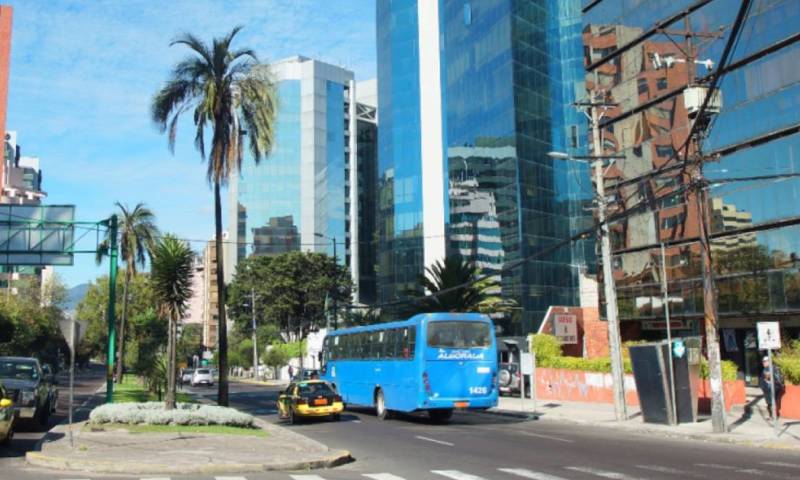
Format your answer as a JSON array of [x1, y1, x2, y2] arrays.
[[201, 234, 227, 350], [183, 255, 205, 327], [375, 0, 592, 333]]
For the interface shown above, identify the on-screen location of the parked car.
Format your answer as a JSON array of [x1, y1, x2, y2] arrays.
[[498, 362, 521, 396], [180, 369, 195, 384], [0, 379, 15, 446], [191, 368, 214, 387], [277, 380, 343, 424], [0, 357, 52, 429], [40, 364, 58, 414]]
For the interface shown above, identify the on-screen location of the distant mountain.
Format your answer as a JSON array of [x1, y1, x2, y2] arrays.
[[64, 283, 90, 313]]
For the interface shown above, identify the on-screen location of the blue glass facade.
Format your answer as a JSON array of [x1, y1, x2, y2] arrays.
[[377, 0, 590, 333], [322, 80, 347, 260], [376, 0, 425, 303], [583, 0, 800, 377], [237, 80, 302, 258]]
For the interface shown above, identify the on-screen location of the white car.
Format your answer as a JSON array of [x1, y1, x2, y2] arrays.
[[191, 369, 214, 387], [180, 369, 194, 384]]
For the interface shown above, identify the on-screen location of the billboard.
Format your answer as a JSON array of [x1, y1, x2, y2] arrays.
[[0, 204, 75, 266]]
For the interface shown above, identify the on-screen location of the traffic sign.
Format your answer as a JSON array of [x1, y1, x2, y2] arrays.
[[58, 317, 87, 352], [757, 322, 781, 350]]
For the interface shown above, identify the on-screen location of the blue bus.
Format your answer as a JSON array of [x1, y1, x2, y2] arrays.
[[320, 313, 498, 421]]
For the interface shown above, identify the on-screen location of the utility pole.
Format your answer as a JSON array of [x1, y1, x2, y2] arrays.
[[692, 160, 727, 433], [251, 288, 259, 381], [587, 92, 628, 422], [105, 214, 118, 403], [660, 243, 677, 425], [332, 237, 338, 331]]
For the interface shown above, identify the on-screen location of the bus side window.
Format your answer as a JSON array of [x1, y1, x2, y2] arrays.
[[385, 329, 397, 359], [409, 326, 416, 359], [401, 328, 410, 359]]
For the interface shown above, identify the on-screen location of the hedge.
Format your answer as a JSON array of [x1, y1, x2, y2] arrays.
[[89, 402, 255, 427], [776, 356, 800, 385], [530, 334, 737, 381]]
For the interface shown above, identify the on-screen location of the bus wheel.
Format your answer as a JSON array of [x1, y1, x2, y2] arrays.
[[375, 389, 392, 420], [429, 409, 453, 423]]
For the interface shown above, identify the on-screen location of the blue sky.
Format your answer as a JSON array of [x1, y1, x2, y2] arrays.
[[4, 0, 377, 288]]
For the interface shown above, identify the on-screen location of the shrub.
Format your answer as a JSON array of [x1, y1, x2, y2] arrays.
[[529, 334, 562, 363], [699, 359, 738, 382], [89, 402, 255, 428], [776, 356, 800, 385], [542, 355, 633, 374]]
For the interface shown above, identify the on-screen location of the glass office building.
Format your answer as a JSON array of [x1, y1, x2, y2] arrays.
[[377, 0, 592, 333], [583, 0, 800, 380], [229, 56, 362, 287]]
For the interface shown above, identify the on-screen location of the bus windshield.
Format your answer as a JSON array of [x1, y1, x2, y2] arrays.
[[427, 321, 491, 348]]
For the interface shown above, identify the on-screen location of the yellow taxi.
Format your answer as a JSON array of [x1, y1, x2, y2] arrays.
[[0, 380, 15, 447], [277, 380, 344, 424]]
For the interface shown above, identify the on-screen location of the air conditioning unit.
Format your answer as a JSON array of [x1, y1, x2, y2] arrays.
[[684, 86, 722, 118]]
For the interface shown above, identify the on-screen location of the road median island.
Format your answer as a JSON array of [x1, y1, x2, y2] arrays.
[[26, 404, 352, 474]]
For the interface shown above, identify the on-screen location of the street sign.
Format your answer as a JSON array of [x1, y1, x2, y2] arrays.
[[520, 353, 533, 375], [757, 322, 781, 350], [554, 314, 578, 344], [58, 317, 87, 352]]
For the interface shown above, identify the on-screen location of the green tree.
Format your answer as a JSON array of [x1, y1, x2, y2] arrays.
[[97, 202, 159, 383], [150, 235, 194, 410], [402, 256, 511, 315], [0, 275, 68, 364], [128, 308, 168, 393], [177, 323, 203, 367], [77, 272, 156, 361], [262, 347, 290, 380], [152, 26, 277, 406], [226, 252, 351, 371]]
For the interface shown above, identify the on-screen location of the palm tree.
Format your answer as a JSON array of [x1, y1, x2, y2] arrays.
[[151, 27, 277, 406], [116, 203, 158, 383], [150, 235, 194, 410], [404, 256, 512, 314]]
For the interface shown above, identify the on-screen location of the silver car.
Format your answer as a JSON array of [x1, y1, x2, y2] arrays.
[[191, 368, 214, 387], [180, 369, 194, 384]]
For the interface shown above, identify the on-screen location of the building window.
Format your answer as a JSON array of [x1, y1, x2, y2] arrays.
[[570, 125, 579, 148], [637, 78, 649, 95], [655, 145, 674, 158], [661, 213, 686, 229], [463, 3, 472, 26], [656, 77, 668, 90]]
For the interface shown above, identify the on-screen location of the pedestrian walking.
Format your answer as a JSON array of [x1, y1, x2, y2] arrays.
[[288, 365, 294, 380], [759, 355, 785, 419]]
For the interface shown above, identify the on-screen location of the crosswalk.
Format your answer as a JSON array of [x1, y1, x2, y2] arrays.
[[56, 461, 800, 480]]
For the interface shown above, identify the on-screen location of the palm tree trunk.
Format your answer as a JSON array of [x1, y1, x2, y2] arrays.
[[116, 268, 131, 384], [165, 313, 177, 410], [214, 180, 229, 406]]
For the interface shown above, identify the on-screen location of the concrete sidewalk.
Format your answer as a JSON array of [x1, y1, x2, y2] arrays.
[[26, 419, 351, 474], [490, 395, 800, 451]]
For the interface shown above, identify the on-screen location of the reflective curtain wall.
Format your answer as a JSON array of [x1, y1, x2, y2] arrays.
[[582, 0, 800, 351]]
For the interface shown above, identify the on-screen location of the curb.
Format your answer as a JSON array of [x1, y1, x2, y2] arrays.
[[25, 450, 353, 475], [479, 408, 800, 452]]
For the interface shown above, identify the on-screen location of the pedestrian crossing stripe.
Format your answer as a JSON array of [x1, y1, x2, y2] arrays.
[[432, 470, 488, 480], [363, 474, 408, 480], [289, 475, 327, 480], [564, 466, 644, 480], [498, 468, 569, 480]]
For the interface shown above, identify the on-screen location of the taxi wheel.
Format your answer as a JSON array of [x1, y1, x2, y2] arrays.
[[0, 426, 11, 447]]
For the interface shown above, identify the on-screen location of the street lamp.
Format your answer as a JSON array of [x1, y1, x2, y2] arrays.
[[314, 233, 338, 330], [549, 148, 628, 422]]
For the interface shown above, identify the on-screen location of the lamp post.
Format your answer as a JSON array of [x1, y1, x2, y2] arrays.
[[548, 148, 627, 422], [315, 233, 338, 330]]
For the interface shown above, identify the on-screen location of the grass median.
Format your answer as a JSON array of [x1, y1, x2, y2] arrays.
[[113, 376, 193, 403], [85, 422, 268, 437]]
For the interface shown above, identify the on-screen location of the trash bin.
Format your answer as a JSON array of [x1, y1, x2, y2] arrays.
[[629, 338, 701, 425]]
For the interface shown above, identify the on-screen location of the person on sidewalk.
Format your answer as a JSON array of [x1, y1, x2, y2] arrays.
[[759, 355, 785, 419]]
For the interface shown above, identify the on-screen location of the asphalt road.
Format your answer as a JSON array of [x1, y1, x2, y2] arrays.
[[4, 377, 800, 480]]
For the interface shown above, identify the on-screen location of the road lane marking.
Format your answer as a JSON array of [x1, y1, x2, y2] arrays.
[[636, 465, 699, 477], [514, 431, 574, 443], [498, 468, 569, 479], [215, 477, 248, 480], [290, 476, 326, 480], [416, 435, 455, 446], [564, 466, 643, 480], [696, 463, 779, 477], [762, 461, 800, 469], [431, 471, 488, 480], [363, 474, 407, 480]]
